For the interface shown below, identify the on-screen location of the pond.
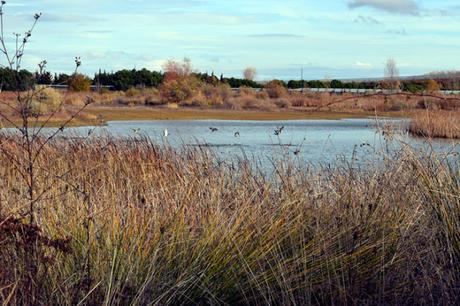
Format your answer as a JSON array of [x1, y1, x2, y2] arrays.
[[57, 118, 459, 167]]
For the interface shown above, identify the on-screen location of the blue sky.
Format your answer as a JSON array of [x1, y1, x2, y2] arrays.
[[2, 0, 460, 80]]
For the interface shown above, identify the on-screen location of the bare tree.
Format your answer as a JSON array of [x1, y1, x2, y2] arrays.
[[243, 67, 257, 81], [384, 58, 400, 92], [163, 57, 193, 80]]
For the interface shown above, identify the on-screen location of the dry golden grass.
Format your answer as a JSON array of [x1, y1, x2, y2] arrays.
[[0, 136, 459, 305], [409, 111, 460, 139], [85, 106, 373, 121]]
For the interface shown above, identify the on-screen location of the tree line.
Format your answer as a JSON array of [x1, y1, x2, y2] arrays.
[[1, 66, 459, 92]]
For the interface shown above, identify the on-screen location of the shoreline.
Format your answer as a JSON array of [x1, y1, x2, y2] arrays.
[[86, 106, 405, 122], [2, 106, 408, 128]]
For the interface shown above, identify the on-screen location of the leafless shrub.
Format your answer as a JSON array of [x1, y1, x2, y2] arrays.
[[0, 4, 94, 304]]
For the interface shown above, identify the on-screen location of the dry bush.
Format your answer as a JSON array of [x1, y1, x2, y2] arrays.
[[202, 83, 223, 106], [426, 79, 440, 93], [125, 87, 141, 97], [145, 96, 167, 106], [94, 92, 122, 105], [141, 87, 160, 97], [382, 97, 410, 111], [273, 98, 291, 109], [238, 86, 256, 97], [181, 91, 208, 107], [69, 74, 92, 92], [242, 96, 274, 111], [265, 80, 287, 99], [409, 111, 460, 139], [160, 76, 203, 103], [416, 97, 458, 111], [256, 90, 269, 100], [114, 96, 144, 107], [225, 96, 262, 110], [289, 93, 322, 107], [30, 88, 62, 115]]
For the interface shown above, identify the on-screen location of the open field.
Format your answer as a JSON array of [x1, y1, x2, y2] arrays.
[[0, 137, 459, 305]]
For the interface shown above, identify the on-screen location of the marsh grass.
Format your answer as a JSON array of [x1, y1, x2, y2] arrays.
[[409, 111, 460, 139], [0, 136, 459, 305]]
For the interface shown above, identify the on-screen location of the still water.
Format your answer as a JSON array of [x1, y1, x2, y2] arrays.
[[59, 118, 458, 166]]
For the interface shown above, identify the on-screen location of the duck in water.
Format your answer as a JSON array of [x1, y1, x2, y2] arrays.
[[274, 126, 284, 136]]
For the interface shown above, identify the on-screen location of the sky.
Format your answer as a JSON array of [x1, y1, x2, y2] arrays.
[[1, 0, 459, 80]]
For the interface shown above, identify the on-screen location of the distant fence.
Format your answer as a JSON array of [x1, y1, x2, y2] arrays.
[[37, 85, 115, 91], [231, 87, 460, 95], [39, 85, 460, 95], [292, 88, 460, 95]]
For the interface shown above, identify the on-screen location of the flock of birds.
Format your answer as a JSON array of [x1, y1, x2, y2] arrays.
[[132, 126, 286, 137], [130, 125, 303, 155], [208, 126, 285, 137]]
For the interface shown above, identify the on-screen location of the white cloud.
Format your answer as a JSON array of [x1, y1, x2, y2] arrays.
[[348, 0, 419, 15], [355, 61, 372, 67]]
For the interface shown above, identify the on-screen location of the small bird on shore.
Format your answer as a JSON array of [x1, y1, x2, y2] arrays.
[[132, 128, 140, 134], [209, 127, 218, 132], [163, 129, 168, 137], [293, 148, 301, 155], [274, 126, 284, 136], [234, 132, 240, 138]]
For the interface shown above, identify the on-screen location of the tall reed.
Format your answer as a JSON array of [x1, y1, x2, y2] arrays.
[[409, 111, 460, 139], [0, 136, 458, 305]]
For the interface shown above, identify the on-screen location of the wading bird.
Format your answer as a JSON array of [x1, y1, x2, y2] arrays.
[[274, 126, 284, 136], [163, 129, 168, 137]]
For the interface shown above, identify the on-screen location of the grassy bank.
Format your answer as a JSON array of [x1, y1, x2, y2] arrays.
[[0, 137, 459, 305]]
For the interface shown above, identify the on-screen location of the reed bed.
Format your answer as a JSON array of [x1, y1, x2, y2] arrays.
[[409, 111, 460, 139], [0, 137, 459, 305]]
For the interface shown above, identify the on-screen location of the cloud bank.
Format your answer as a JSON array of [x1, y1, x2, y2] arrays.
[[348, 0, 419, 15]]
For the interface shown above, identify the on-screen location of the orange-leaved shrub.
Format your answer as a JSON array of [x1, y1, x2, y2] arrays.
[[69, 73, 92, 92]]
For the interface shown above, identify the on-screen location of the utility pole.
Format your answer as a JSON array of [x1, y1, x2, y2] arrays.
[[97, 68, 102, 94], [301, 67, 304, 93]]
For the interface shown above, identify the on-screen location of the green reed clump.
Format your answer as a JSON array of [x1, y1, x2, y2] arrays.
[[0, 136, 458, 305]]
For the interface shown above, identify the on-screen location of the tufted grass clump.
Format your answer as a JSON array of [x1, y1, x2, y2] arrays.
[[0, 137, 459, 305]]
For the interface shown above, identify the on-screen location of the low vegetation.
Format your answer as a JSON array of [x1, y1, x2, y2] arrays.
[[409, 110, 460, 139], [0, 137, 459, 305]]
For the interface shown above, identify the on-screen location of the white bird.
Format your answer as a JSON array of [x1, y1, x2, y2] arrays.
[[163, 129, 168, 137]]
